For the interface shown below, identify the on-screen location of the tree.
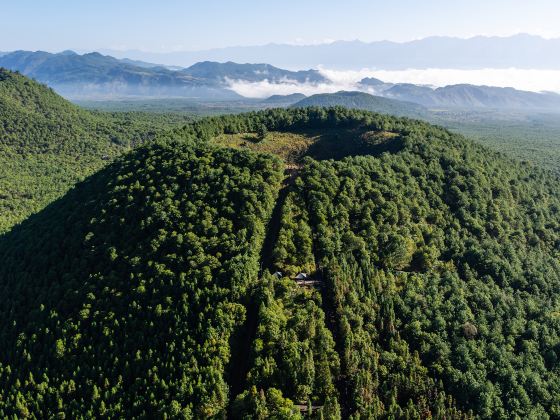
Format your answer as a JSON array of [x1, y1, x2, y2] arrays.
[[256, 124, 269, 142]]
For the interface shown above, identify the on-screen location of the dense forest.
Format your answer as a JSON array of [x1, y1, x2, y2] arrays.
[[1, 77, 560, 418], [232, 273, 341, 418], [0, 141, 283, 417], [0, 68, 191, 233], [292, 141, 560, 418]]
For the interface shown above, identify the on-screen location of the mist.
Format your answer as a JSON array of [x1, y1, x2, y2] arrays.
[[225, 78, 354, 99], [227, 68, 560, 98]]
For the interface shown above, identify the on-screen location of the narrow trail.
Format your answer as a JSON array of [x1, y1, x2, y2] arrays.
[[228, 166, 296, 412], [229, 163, 353, 417], [259, 188, 289, 274], [259, 165, 300, 274]]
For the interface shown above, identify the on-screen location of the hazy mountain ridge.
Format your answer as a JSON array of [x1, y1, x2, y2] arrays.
[[261, 93, 307, 104], [291, 88, 560, 116], [0, 51, 326, 99], [101, 34, 560, 69], [361, 80, 560, 110], [181, 61, 326, 84]]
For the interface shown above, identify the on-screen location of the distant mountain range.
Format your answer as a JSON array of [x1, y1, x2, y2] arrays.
[[0, 51, 326, 99], [183, 61, 324, 84], [359, 80, 560, 110], [1, 50, 560, 111], [101, 34, 560, 70]]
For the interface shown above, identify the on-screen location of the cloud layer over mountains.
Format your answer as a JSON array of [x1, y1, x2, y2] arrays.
[[227, 68, 560, 99]]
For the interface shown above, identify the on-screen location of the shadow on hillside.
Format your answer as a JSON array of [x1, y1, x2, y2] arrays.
[[0, 159, 117, 263], [300, 128, 404, 161]]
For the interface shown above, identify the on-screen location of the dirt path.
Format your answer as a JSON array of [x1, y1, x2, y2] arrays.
[[228, 167, 297, 412], [258, 166, 300, 274], [229, 163, 355, 417]]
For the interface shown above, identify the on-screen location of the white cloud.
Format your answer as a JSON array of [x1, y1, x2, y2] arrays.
[[225, 78, 355, 98], [226, 67, 560, 98], [321, 67, 560, 93]]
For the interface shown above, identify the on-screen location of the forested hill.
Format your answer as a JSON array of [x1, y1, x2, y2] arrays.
[[292, 91, 429, 119], [0, 68, 190, 233], [1, 107, 560, 418], [0, 141, 284, 417]]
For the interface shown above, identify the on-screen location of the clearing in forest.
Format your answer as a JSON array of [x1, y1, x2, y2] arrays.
[[212, 128, 402, 164]]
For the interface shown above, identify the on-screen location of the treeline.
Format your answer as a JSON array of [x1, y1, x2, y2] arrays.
[[167, 105, 428, 145], [0, 141, 283, 417]]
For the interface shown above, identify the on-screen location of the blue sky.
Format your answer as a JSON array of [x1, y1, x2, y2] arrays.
[[2, 0, 560, 52]]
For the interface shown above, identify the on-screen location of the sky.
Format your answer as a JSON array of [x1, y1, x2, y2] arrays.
[[1, 0, 560, 52]]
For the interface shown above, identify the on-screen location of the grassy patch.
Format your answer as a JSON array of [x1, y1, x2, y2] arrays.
[[212, 128, 402, 163]]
